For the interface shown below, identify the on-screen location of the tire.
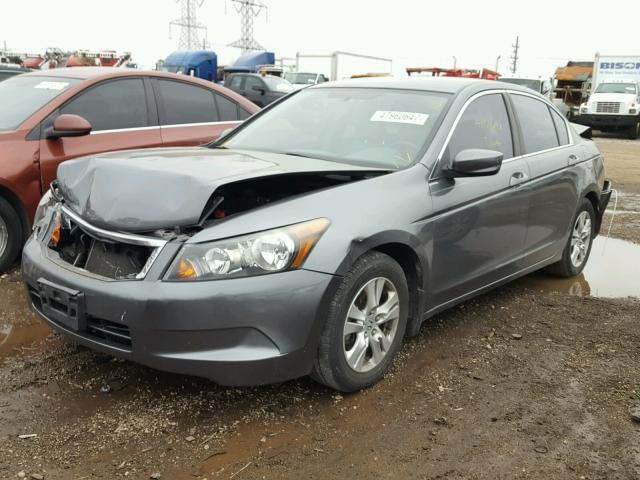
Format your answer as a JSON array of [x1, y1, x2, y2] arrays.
[[626, 122, 640, 140], [312, 251, 409, 392], [545, 198, 596, 278], [0, 197, 22, 273]]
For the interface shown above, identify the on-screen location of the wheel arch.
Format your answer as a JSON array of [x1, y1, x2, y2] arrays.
[[0, 184, 31, 244], [338, 231, 428, 338]]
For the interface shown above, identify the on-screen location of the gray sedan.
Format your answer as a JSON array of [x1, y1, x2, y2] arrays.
[[22, 77, 611, 392]]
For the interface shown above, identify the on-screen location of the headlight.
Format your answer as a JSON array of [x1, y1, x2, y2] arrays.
[[32, 189, 55, 230], [165, 218, 330, 281]]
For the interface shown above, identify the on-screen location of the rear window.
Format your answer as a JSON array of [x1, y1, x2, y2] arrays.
[[0, 75, 81, 131], [156, 79, 218, 125]]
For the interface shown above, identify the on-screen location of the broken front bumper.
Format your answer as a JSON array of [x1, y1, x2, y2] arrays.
[[21, 236, 336, 386]]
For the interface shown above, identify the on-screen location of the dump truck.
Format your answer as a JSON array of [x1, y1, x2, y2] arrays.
[[553, 61, 593, 120]]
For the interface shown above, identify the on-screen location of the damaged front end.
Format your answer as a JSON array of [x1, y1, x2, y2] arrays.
[[34, 166, 385, 281]]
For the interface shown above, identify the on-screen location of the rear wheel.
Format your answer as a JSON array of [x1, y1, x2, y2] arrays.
[[313, 251, 408, 392], [0, 197, 22, 273], [546, 198, 595, 278]]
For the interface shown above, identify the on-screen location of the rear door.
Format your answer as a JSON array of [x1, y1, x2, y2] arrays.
[[153, 79, 242, 146], [428, 92, 531, 309], [509, 92, 580, 264], [38, 77, 162, 190]]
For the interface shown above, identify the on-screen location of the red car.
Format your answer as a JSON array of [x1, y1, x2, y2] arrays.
[[0, 67, 259, 271]]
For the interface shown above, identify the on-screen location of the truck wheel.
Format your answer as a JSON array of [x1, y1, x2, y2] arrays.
[[312, 251, 408, 392], [545, 198, 595, 278], [627, 122, 640, 140], [0, 197, 22, 273]]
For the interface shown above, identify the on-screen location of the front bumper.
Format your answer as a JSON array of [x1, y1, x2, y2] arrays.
[[21, 236, 336, 386], [575, 113, 639, 129]]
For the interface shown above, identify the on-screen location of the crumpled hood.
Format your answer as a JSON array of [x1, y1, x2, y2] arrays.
[[57, 147, 382, 232]]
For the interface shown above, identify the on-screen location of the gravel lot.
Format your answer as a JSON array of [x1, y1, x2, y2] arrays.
[[1, 137, 639, 480]]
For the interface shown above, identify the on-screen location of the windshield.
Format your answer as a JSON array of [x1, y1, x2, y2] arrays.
[[0, 75, 81, 131], [262, 75, 294, 93], [221, 87, 451, 169], [595, 82, 637, 94], [499, 78, 542, 93], [284, 72, 319, 85]]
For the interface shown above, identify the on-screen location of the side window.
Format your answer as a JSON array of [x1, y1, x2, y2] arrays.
[[214, 93, 239, 121], [447, 94, 513, 161], [549, 107, 570, 146], [510, 94, 559, 153], [238, 108, 252, 120], [244, 76, 264, 92], [60, 78, 148, 131], [227, 76, 243, 90], [156, 80, 218, 125]]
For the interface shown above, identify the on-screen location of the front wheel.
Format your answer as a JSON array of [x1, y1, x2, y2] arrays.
[[313, 251, 408, 392], [0, 197, 22, 273], [626, 122, 640, 140], [546, 198, 595, 278]]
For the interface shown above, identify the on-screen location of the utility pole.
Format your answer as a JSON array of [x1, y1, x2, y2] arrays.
[[510, 36, 519, 74], [170, 0, 208, 51], [228, 0, 267, 53]]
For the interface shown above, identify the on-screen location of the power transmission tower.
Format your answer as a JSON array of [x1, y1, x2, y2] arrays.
[[510, 36, 520, 74], [228, 0, 267, 52], [170, 0, 208, 51]]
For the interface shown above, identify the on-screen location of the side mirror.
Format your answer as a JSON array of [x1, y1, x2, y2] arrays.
[[46, 114, 92, 140], [251, 85, 266, 95], [444, 149, 503, 177]]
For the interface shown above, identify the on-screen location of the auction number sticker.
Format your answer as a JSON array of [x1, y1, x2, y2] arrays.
[[34, 81, 70, 91], [370, 111, 429, 125]]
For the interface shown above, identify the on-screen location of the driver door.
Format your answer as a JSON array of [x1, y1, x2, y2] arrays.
[[427, 93, 531, 309]]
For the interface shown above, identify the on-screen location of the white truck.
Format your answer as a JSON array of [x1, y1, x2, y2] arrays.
[[294, 51, 393, 81], [577, 54, 640, 139]]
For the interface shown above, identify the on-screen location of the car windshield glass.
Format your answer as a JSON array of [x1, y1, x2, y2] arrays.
[[262, 75, 294, 93], [221, 87, 451, 169], [499, 78, 542, 92], [595, 83, 637, 94], [284, 73, 318, 85], [0, 75, 81, 131]]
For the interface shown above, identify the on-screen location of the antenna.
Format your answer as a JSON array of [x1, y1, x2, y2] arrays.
[[170, 0, 208, 51], [510, 36, 519, 74], [227, 0, 267, 53]]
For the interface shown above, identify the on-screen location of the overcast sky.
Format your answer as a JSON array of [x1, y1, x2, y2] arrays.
[[4, 0, 640, 77]]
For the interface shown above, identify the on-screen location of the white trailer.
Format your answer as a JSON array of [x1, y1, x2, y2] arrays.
[[577, 53, 640, 138], [295, 51, 393, 81]]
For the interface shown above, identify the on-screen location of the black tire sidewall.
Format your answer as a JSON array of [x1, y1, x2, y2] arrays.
[[0, 197, 21, 272], [318, 252, 409, 392]]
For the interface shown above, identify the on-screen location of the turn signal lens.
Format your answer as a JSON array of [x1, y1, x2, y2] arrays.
[[177, 259, 198, 279], [48, 217, 62, 248], [290, 218, 331, 269]]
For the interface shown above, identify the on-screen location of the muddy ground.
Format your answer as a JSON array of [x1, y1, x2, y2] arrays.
[[1, 137, 639, 480]]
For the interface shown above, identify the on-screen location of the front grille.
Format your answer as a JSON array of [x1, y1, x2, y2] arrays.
[[596, 102, 621, 113], [49, 214, 156, 280]]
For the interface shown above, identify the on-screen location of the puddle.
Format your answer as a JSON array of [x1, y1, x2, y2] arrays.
[[519, 236, 640, 298], [0, 321, 51, 358]]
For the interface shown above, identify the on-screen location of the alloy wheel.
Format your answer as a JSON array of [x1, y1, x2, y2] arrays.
[[570, 211, 592, 268], [343, 277, 400, 373]]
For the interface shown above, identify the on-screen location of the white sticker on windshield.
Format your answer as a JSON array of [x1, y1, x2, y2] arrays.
[[370, 111, 429, 125], [34, 81, 70, 91]]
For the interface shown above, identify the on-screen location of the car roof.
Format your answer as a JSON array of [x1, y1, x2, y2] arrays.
[[20, 67, 214, 82], [314, 76, 537, 95]]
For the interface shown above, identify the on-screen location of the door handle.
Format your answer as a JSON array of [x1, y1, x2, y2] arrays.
[[510, 171, 528, 187], [568, 154, 579, 165]]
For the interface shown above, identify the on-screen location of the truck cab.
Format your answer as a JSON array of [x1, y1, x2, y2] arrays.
[[162, 51, 218, 83], [579, 80, 640, 138]]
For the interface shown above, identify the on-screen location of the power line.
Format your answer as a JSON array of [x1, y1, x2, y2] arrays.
[[510, 35, 519, 74], [227, 0, 267, 53], [170, 0, 208, 51]]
